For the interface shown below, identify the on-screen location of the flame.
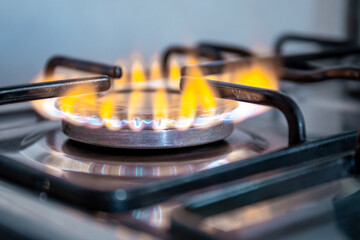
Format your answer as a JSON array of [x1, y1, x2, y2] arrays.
[[187, 56, 199, 65], [187, 60, 217, 115], [168, 58, 181, 86], [168, 58, 181, 107], [131, 59, 146, 85], [59, 84, 99, 126], [99, 93, 121, 130], [177, 79, 198, 129], [197, 80, 217, 115], [113, 59, 128, 88], [128, 58, 146, 130], [223, 62, 279, 123], [31, 72, 68, 120], [150, 55, 162, 80], [234, 63, 278, 90], [153, 87, 169, 131], [30, 50, 279, 133], [220, 71, 232, 82], [177, 61, 217, 129]]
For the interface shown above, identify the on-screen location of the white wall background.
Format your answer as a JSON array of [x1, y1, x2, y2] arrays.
[[0, 0, 346, 84]]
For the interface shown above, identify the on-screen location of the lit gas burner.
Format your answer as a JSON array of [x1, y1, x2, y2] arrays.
[[62, 119, 234, 149], [32, 52, 278, 149], [60, 85, 237, 148]]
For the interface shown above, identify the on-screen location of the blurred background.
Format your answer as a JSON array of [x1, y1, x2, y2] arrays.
[[0, 0, 347, 84]]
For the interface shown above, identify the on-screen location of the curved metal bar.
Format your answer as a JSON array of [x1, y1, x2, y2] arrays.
[[352, 130, 360, 174], [181, 57, 281, 77], [181, 47, 360, 79], [180, 157, 350, 216], [198, 42, 252, 57], [346, 0, 360, 43], [283, 66, 360, 82], [162, 43, 252, 77], [44, 56, 122, 79], [281, 58, 319, 70], [180, 77, 306, 145], [275, 34, 354, 55], [284, 47, 360, 63], [127, 130, 357, 209], [161, 46, 223, 77], [0, 75, 110, 105]]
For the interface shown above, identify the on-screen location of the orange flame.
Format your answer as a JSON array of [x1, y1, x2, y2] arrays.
[[128, 58, 146, 130], [222, 62, 279, 123], [113, 59, 128, 89], [153, 87, 169, 131], [178, 79, 198, 129], [59, 84, 98, 125], [131, 59, 146, 85], [99, 93, 118, 130], [234, 63, 278, 90], [186, 60, 217, 115], [150, 55, 162, 80], [177, 61, 217, 129], [31, 72, 70, 120], [168, 58, 181, 86], [30, 50, 279, 133]]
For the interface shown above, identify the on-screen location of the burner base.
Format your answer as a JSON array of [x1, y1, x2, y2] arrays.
[[62, 121, 234, 149]]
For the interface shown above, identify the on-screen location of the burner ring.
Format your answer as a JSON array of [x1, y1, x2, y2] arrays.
[[62, 121, 234, 149]]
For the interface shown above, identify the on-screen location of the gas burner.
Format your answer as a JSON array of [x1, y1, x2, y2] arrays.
[[29, 55, 279, 149], [59, 87, 237, 149], [62, 121, 233, 149]]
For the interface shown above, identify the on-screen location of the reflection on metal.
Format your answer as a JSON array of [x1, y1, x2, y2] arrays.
[[62, 121, 234, 149], [132, 206, 163, 227], [200, 183, 341, 235], [18, 128, 264, 178]]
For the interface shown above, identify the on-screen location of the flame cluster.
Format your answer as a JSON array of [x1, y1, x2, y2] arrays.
[[31, 53, 278, 131]]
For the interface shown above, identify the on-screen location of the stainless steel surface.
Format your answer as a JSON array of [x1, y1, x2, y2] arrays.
[[0, 79, 359, 239], [282, 80, 360, 138], [196, 181, 346, 240], [0, 2, 357, 239], [15, 124, 266, 178], [62, 121, 234, 149], [0, 179, 155, 240]]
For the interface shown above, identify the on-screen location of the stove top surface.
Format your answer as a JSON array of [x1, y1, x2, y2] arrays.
[[0, 80, 360, 239]]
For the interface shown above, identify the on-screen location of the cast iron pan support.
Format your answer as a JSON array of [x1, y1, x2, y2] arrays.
[[169, 132, 360, 239], [180, 77, 306, 145], [161, 42, 251, 77], [44, 56, 122, 79], [161, 45, 223, 77], [0, 76, 111, 105], [352, 130, 360, 174], [274, 34, 355, 55], [197, 42, 252, 58], [181, 46, 360, 82]]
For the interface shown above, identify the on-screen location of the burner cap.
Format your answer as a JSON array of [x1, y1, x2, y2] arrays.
[[62, 121, 234, 149]]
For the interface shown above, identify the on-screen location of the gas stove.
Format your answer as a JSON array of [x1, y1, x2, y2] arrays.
[[0, 36, 360, 240], [2, 1, 360, 237]]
